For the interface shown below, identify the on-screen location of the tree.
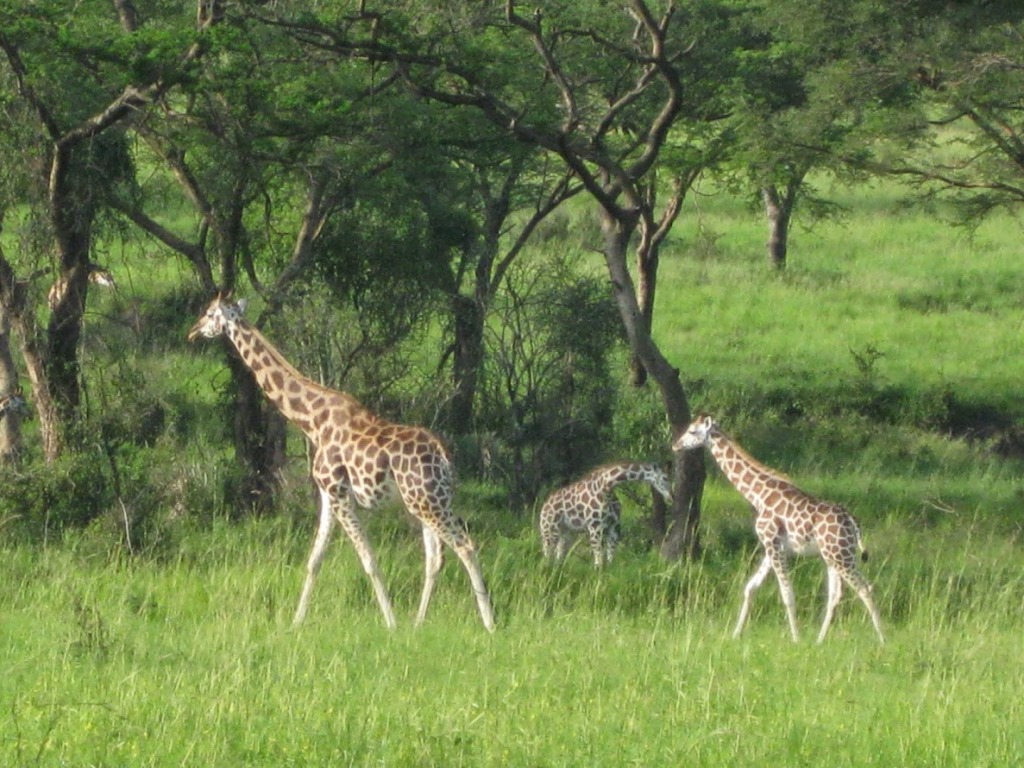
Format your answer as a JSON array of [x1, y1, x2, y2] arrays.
[[113, 9, 462, 513], [480, 252, 624, 508], [883, 4, 1024, 221], [433, 118, 582, 437], [727, 0, 923, 268], [274, 0, 757, 557], [0, 0, 222, 459]]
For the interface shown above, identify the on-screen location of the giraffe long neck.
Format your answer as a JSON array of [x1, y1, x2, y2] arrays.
[[593, 462, 656, 492], [706, 432, 789, 511], [225, 320, 361, 437]]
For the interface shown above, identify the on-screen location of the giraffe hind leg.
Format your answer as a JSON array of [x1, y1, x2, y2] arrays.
[[415, 506, 496, 632], [444, 523, 496, 632], [539, 513, 558, 559], [587, 521, 605, 567], [604, 500, 621, 565], [843, 567, 885, 644], [453, 540, 496, 633], [554, 530, 570, 561], [333, 497, 398, 630]]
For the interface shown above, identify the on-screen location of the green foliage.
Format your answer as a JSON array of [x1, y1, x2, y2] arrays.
[[475, 251, 625, 507], [0, 451, 111, 538], [2, 3, 1024, 761], [269, 284, 438, 411]]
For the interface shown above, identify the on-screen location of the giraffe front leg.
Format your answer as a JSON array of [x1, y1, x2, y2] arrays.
[[415, 525, 444, 627], [294, 489, 336, 625], [587, 522, 605, 567], [334, 498, 398, 630], [604, 501, 621, 565], [817, 566, 843, 643], [733, 554, 773, 639]]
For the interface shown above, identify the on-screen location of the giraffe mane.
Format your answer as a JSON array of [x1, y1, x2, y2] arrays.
[[715, 428, 793, 484], [585, 460, 653, 478], [235, 316, 358, 402]]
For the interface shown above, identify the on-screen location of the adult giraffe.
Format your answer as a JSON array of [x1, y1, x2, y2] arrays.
[[188, 294, 495, 631]]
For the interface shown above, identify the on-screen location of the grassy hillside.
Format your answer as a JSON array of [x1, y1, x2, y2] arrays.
[[3, 179, 1024, 765], [660, 182, 1024, 425], [651, 180, 1024, 534]]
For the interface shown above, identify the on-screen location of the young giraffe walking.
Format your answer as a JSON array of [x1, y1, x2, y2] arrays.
[[673, 414, 884, 643], [188, 295, 495, 632], [539, 461, 673, 566]]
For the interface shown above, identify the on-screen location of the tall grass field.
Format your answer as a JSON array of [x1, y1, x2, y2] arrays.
[[4, 181, 1024, 766]]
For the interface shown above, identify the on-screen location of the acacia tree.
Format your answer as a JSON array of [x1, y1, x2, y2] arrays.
[[277, 0, 752, 557], [884, 4, 1024, 220], [433, 118, 582, 436], [415, 0, 760, 557], [726, 0, 925, 269], [0, 0, 222, 460], [111, 20, 389, 512], [115, 9, 464, 513]]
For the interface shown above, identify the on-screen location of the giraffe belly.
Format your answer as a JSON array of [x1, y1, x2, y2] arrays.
[[782, 533, 819, 557], [351, 475, 400, 509]]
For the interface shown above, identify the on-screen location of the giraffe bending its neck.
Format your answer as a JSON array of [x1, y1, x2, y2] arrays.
[[674, 414, 884, 644], [188, 295, 495, 632], [539, 461, 673, 566]]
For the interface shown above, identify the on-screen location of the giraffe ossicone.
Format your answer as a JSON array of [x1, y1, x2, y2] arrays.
[[188, 294, 496, 632], [674, 413, 884, 644], [539, 461, 673, 567]]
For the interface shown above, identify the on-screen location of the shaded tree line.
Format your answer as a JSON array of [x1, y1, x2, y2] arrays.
[[0, 0, 1021, 557]]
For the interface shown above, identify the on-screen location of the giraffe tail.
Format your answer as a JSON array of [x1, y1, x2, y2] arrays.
[[858, 536, 869, 563]]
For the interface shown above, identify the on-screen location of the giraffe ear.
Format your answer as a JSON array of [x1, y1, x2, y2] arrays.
[[236, 298, 248, 315]]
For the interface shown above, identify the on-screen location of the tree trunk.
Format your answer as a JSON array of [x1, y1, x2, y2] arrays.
[[225, 345, 287, 516], [628, 243, 658, 387], [0, 241, 62, 461], [762, 184, 792, 270], [0, 309, 22, 463], [19, 326, 61, 462], [449, 293, 483, 435], [599, 208, 704, 559], [45, 263, 90, 422], [44, 139, 96, 435], [659, 448, 704, 560]]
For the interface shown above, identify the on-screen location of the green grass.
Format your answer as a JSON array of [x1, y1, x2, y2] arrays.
[[3, 510, 1024, 767], [658, 181, 1024, 422], [5, 178, 1024, 765]]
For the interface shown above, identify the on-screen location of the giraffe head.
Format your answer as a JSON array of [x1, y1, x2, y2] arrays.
[[0, 388, 30, 419], [672, 413, 717, 452], [187, 294, 249, 342], [648, 465, 674, 505]]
